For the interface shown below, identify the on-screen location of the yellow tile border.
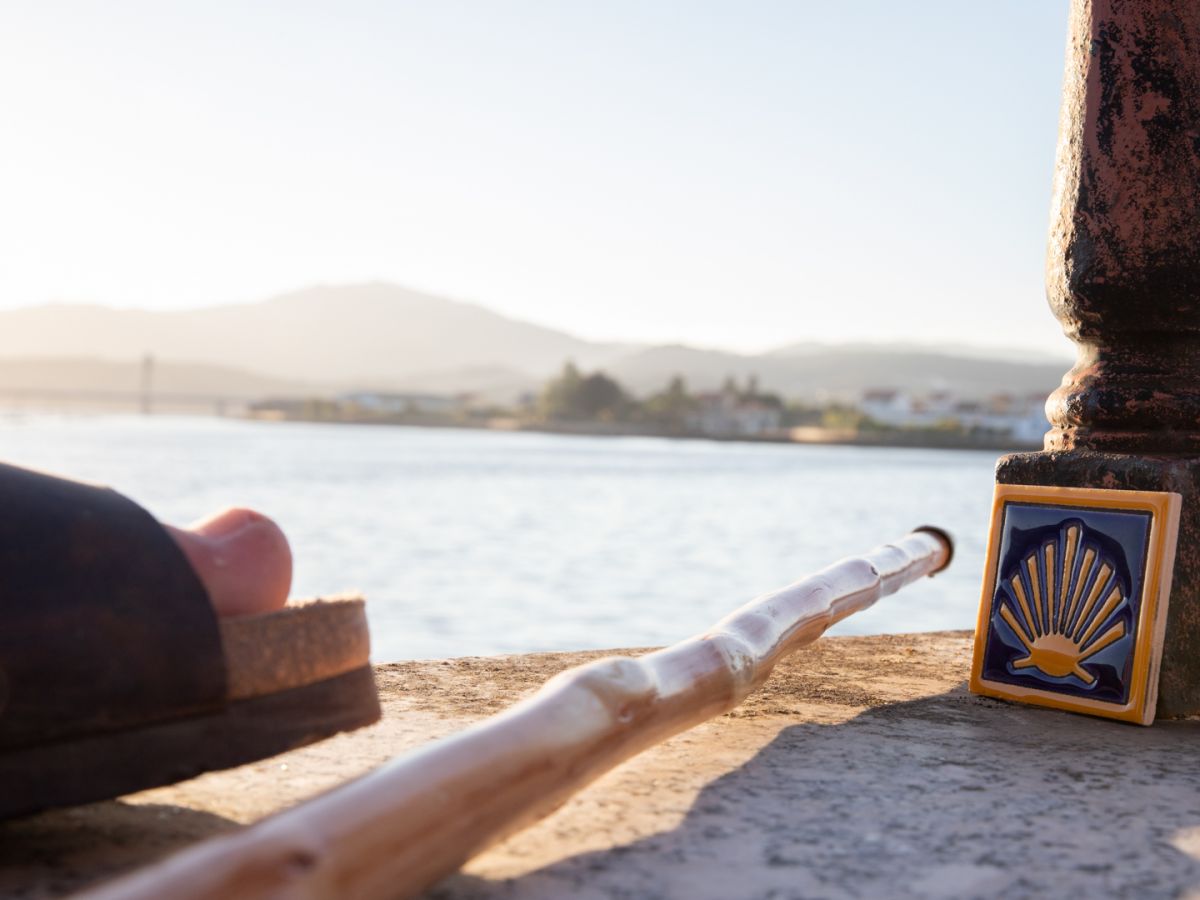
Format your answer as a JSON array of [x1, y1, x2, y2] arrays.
[[969, 484, 1181, 726]]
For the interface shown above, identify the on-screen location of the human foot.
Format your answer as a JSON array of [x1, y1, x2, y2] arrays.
[[165, 508, 293, 618]]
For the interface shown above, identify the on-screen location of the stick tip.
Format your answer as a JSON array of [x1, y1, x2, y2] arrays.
[[912, 525, 954, 575]]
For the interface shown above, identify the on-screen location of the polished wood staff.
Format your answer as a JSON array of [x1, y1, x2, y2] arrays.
[[84, 527, 953, 900]]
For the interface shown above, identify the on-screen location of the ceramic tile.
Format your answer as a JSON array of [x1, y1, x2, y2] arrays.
[[970, 485, 1181, 725]]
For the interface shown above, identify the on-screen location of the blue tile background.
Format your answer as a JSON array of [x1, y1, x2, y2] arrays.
[[980, 502, 1152, 705]]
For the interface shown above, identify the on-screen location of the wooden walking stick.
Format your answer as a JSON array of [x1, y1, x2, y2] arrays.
[[83, 527, 952, 900]]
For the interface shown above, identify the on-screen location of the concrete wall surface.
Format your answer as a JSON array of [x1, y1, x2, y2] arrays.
[[4, 632, 1200, 899]]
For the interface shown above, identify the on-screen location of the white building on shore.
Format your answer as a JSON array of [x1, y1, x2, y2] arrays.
[[858, 388, 1049, 442], [686, 388, 783, 437]]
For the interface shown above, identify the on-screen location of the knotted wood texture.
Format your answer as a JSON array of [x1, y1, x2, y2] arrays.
[[84, 528, 950, 900]]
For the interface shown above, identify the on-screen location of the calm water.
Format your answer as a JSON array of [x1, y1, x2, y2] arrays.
[[0, 413, 1000, 661]]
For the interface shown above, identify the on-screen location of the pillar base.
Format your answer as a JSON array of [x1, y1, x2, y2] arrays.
[[996, 451, 1200, 718]]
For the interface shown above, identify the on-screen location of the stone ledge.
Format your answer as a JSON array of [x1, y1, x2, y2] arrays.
[[4, 631, 1200, 898]]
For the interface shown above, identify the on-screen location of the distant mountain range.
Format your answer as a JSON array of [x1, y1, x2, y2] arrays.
[[0, 282, 1071, 403]]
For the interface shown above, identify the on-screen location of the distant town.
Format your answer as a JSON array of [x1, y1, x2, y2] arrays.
[[246, 363, 1049, 451], [0, 283, 1067, 451]]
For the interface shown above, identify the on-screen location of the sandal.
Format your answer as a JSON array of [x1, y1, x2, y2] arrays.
[[0, 462, 380, 819]]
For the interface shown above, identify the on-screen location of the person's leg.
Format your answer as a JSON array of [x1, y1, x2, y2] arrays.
[[164, 508, 292, 618]]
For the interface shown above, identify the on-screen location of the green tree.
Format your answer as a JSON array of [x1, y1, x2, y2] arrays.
[[782, 401, 824, 427], [642, 374, 697, 429], [540, 363, 630, 421], [576, 372, 628, 420], [739, 373, 783, 410], [539, 362, 583, 419], [822, 404, 871, 430]]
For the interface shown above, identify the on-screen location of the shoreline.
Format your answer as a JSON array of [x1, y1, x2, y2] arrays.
[[0, 404, 1042, 453], [241, 412, 1041, 453]]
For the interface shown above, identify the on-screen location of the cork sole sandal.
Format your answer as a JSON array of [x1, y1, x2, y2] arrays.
[[0, 464, 381, 820]]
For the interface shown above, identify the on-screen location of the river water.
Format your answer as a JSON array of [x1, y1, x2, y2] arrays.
[[0, 413, 1000, 661]]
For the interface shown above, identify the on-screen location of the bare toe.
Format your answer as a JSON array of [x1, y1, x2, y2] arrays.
[[166, 508, 292, 618]]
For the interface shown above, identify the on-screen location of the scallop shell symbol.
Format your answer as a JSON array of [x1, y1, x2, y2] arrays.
[[996, 521, 1128, 685]]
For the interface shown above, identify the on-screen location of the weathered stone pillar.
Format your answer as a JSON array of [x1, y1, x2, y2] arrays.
[[997, 0, 1200, 716]]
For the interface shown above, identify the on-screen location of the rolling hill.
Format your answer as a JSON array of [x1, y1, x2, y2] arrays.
[[0, 283, 629, 384], [0, 282, 1071, 403]]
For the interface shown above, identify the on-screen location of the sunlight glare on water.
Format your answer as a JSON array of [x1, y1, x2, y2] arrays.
[[0, 414, 997, 660]]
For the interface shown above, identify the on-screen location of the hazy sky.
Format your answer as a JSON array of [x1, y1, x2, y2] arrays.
[[1, 1, 1073, 356]]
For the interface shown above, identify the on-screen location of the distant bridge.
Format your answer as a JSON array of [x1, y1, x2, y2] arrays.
[[0, 387, 254, 415]]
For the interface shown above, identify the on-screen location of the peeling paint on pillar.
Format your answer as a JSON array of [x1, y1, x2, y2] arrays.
[[1044, 0, 1200, 453], [1003, 0, 1200, 717]]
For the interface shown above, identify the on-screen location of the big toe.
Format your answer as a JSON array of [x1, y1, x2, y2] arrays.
[[166, 508, 293, 618]]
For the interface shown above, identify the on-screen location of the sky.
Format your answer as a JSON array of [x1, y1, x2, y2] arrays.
[[0, 1, 1074, 357]]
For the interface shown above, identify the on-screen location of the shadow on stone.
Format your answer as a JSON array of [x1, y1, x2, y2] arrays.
[[0, 800, 238, 899], [432, 685, 1200, 899]]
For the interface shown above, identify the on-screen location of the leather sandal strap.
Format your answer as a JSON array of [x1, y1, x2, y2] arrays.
[[0, 463, 226, 750]]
